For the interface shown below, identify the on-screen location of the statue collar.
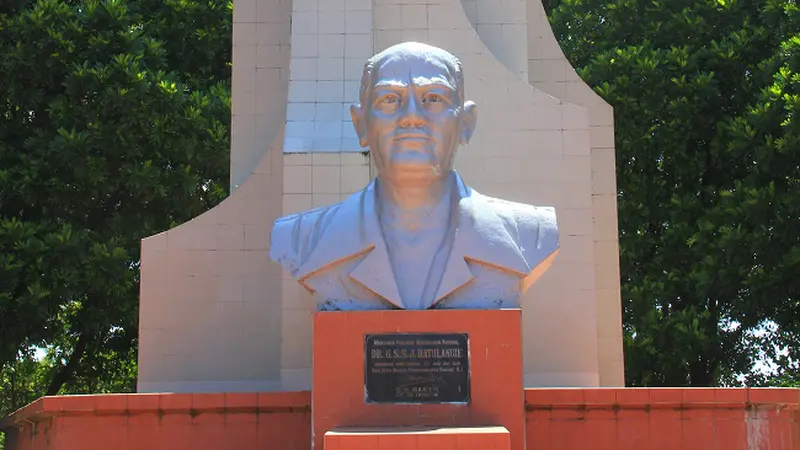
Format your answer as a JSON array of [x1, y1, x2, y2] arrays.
[[295, 171, 530, 309]]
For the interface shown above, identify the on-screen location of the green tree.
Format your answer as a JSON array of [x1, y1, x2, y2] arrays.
[[548, 0, 800, 386], [0, 0, 232, 423]]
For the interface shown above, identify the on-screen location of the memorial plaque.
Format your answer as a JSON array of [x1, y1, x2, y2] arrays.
[[364, 333, 470, 404]]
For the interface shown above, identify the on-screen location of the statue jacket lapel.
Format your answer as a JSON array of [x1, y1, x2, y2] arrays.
[[294, 172, 531, 310]]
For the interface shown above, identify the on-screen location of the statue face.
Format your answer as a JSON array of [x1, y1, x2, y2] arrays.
[[352, 45, 477, 183]]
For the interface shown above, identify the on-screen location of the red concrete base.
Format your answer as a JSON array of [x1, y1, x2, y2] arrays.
[[2, 388, 799, 450], [0, 392, 310, 450], [526, 388, 800, 450], [312, 309, 525, 450], [324, 426, 510, 450]]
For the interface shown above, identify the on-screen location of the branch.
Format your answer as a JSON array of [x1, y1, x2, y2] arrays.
[[46, 332, 90, 396]]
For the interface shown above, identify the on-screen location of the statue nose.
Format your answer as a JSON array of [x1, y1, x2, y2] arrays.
[[399, 94, 424, 127]]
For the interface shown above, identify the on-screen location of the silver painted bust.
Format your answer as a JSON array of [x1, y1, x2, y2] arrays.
[[270, 42, 559, 311]]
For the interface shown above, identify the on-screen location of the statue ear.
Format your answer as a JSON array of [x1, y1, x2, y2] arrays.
[[459, 101, 477, 146], [350, 104, 368, 147]]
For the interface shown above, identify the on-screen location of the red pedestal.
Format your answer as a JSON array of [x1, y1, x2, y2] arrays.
[[324, 426, 510, 450], [312, 309, 525, 450]]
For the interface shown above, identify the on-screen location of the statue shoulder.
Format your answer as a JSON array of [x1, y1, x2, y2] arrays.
[[483, 196, 559, 262], [268, 203, 341, 276]]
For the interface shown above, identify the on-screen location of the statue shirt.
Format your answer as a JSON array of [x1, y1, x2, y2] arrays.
[[269, 172, 559, 310]]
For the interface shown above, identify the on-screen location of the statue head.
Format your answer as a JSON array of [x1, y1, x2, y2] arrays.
[[351, 42, 478, 185]]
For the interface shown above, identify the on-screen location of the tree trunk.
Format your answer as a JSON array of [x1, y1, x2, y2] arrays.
[[689, 357, 714, 387], [46, 332, 90, 396], [10, 359, 17, 409]]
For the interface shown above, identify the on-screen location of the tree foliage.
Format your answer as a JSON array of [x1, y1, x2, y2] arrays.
[[549, 0, 800, 386], [0, 0, 231, 422]]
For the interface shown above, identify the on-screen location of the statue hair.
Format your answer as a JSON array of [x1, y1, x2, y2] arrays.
[[358, 42, 465, 108]]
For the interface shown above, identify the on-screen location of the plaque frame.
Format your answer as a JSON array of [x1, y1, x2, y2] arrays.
[[363, 332, 471, 405]]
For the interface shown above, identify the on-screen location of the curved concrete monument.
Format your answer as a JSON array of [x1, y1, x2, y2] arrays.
[[270, 43, 559, 311], [136, 0, 625, 393]]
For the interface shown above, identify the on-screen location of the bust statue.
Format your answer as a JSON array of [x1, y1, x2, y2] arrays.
[[270, 42, 559, 311]]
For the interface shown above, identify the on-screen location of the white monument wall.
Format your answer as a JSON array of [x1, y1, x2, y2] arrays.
[[137, 0, 624, 392]]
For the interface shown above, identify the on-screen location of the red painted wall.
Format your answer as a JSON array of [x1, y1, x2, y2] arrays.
[[525, 388, 800, 450], [2, 388, 798, 450], [1, 392, 311, 450]]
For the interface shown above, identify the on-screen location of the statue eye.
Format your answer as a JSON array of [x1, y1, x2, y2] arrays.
[[424, 93, 443, 103]]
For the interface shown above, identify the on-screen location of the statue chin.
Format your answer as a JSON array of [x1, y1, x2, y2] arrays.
[[383, 153, 446, 175]]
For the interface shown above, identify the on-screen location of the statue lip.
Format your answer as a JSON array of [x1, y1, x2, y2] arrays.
[[393, 133, 430, 141]]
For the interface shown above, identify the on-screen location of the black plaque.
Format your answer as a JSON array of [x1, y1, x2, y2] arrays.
[[364, 333, 470, 404]]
